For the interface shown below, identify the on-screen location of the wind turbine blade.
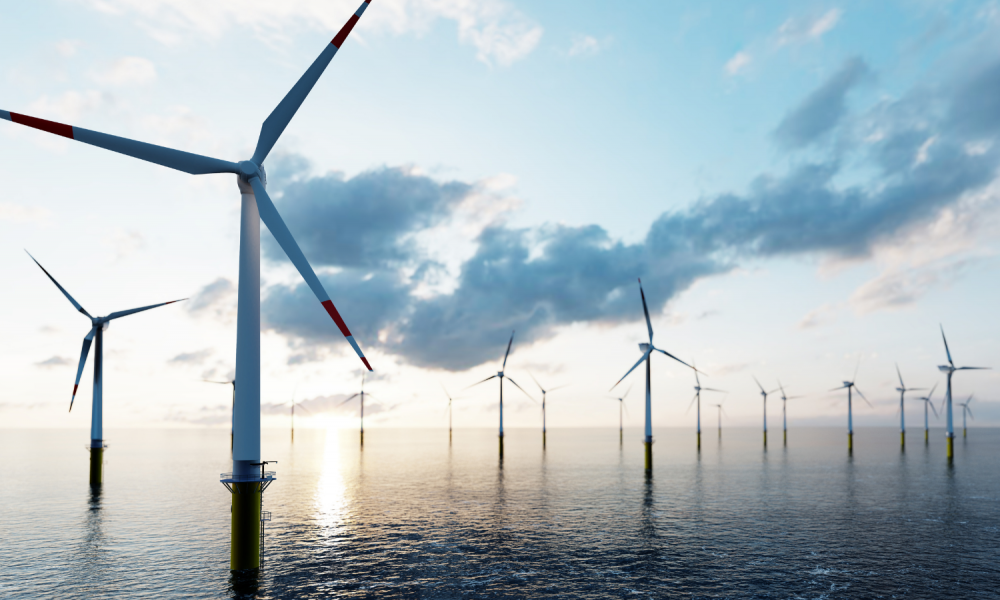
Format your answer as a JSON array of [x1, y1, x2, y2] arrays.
[[622, 400, 630, 418], [505, 377, 536, 402], [854, 387, 873, 408], [929, 400, 939, 419], [702, 387, 727, 393], [610, 349, 652, 391], [106, 298, 186, 321], [926, 383, 938, 401], [338, 392, 360, 407], [251, 177, 371, 371], [70, 327, 97, 412], [296, 402, 315, 416], [464, 375, 497, 390], [693, 365, 702, 388], [529, 371, 544, 393], [968, 406, 975, 420], [1, 111, 237, 175], [638, 278, 654, 344], [502, 331, 514, 370], [654, 347, 696, 371], [753, 375, 765, 394], [25, 251, 92, 318], [548, 384, 570, 392], [830, 385, 849, 392], [440, 382, 452, 401], [251, 1, 371, 165], [685, 392, 698, 414], [956, 366, 990, 370], [778, 379, 787, 399], [768, 388, 781, 395], [940, 325, 954, 367], [203, 380, 231, 384], [895, 362, 905, 389], [624, 383, 633, 399]]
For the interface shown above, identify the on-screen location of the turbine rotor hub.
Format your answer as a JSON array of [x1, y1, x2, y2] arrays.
[[639, 343, 650, 353], [498, 371, 504, 378], [237, 161, 267, 187]]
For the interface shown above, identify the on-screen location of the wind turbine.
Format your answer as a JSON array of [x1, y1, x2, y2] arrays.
[[441, 383, 462, 444], [609, 384, 632, 445], [912, 384, 939, 444], [204, 378, 236, 449], [339, 373, 376, 446], [894, 364, 924, 450], [467, 331, 534, 458], [710, 399, 727, 439], [611, 278, 696, 471], [687, 368, 724, 450], [938, 326, 989, 460], [957, 395, 975, 438], [753, 376, 779, 448], [289, 386, 312, 442], [776, 381, 802, 447], [831, 360, 870, 454], [529, 373, 568, 448], [5, 2, 375, 569], [27, 252, 183, 485]]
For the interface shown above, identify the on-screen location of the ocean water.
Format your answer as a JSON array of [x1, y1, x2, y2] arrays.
[[2, 426, 998, 599]]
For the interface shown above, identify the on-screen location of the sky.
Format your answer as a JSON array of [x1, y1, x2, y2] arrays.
[[3, 0, 1000, 434]]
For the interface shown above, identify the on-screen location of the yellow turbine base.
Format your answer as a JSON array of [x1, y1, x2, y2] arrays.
[[543, 430, 546, 449], [498, 434, 504, 459], [947, 436, 954, 460], [963, 428, 967, 438], [763, 430, 767, 448], [231, 483, 262, 571], [697, 431, 701, 451], [901, 431, 905, 449], [848, 432, 853, 454], [924, 429, 929, 444], [783, 430, 787, 447], [89, 447, 104, 486], [644, 441, 652, 471]]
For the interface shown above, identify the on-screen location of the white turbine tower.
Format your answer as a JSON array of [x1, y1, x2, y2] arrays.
[[610, 278, 696, 471], [5, 2, 376, 569], [912, 384, 939, 444], [687, 368, 724, 450], [894, 364, 923, 450], [938, 326, 989, 460], [608, 384, 632, 445], [467, 331, 534, 458], [831, 361, 870, 454], [753, 376, 779, 448], [957, 395, 975, 438], [27, 252, 183, 485], [776, 381, 802, 447], [529, 373, 567, 449]]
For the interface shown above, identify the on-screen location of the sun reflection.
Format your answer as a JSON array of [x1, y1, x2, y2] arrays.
[[314, 427, 349, 544]]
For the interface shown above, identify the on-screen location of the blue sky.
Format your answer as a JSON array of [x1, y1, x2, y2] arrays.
[[2, 0, 999, 433]]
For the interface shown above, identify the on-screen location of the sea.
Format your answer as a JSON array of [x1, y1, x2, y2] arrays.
[[2, 426, 998, 598]]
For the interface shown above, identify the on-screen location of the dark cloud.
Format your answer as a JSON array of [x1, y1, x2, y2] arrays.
[[774, 57, 870, 149], [242, 55, 1000, 371], [36, 355, 71, 368], [186, 277, 235, 316]]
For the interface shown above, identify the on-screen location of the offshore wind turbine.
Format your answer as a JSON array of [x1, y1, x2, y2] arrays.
[[776, 381, 802, 447], [710, 400, 727, 439], [467, 331, 534, 458], [610, 278, 696, 471], [289, 387, 312, 442], [204, 378, 236, 449], [831, 361, 870, 454], [753, 376, 779, 448], [894, 364, 924, 450], [27, 252, 183, 485], [688, 368, 724, 450], [4, 1, 375, 569], [938, 326, 989, 460], [912, 384, 939, 444], [609, 384, 632, 445], [339, 373, 375, 446], [442, 384, 462, 444], [957, 395, 974, 438], [529, 373, 567, 448]]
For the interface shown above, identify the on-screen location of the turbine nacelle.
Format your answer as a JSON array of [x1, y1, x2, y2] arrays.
[[497, 371, 504, 378], [937, 365, 953, 373], [639, 343, 650, 353]]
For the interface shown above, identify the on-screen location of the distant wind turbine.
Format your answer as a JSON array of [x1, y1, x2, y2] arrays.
[[609, 384, 632, 445], [754, 376, 779, 448], [938, 326, 990, 460], [289, 386, 312, 442], [27, 252, 184, 485], [894, 364, 924, 450], [204, 378, 236, 449], [688, 367, 724, 450], [339, 372, 378, 446], [710, 399, 728, 439], [912, 384, 939, 444], [831, 359, 870, 454], [467, 331, 534, 458], [611, 279, 696, 471], [530, 373, 568, 448], [776, 381, 802, 447], [441, 383, 462, 444], [957, 395, 975, 438]]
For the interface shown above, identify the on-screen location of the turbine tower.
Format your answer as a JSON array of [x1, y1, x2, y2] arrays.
[[894, 364, 923, 450], [441, 384, 461, 444], [831, 361, 870, 454], [912, 384, 939, 444], [710, 400, 727, 439], [529, 373, 567, 449], [611, 278, 696, 471], [957, 395, 974, 438], [204, 378, 236, 449], [608, 385, 632, 445], [467, 331, 534, 458], [339, 373, 375, 446], [776, 381, 802, 447], [688, 368, 724, 450], [5, 2, 376, 570], [753, 376, 779, 448], [938, 326, 989, 460], [27, 252, 183, 485]]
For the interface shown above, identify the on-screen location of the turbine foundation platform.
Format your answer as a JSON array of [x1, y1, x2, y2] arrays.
[[643, 440, 652, 471], [222, 470, 275, 570], [88, 440, 107, 486]]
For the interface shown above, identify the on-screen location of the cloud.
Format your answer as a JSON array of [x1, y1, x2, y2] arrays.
[[568, 34, 608, 58], [725, 51, 752, 75], [0, 203, 51, 224], [36, 356, 72, 368], [169, 349, 213, 366], [773, 57, 870, 149], [80, 0, 542, 67], [92, 57, 157, 85], [777, 9, 842, 46], [28, 90, 114, 123], [850, 256, 983, 314], [186, 277, 236, 320], [798, 303, 839, 330]]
